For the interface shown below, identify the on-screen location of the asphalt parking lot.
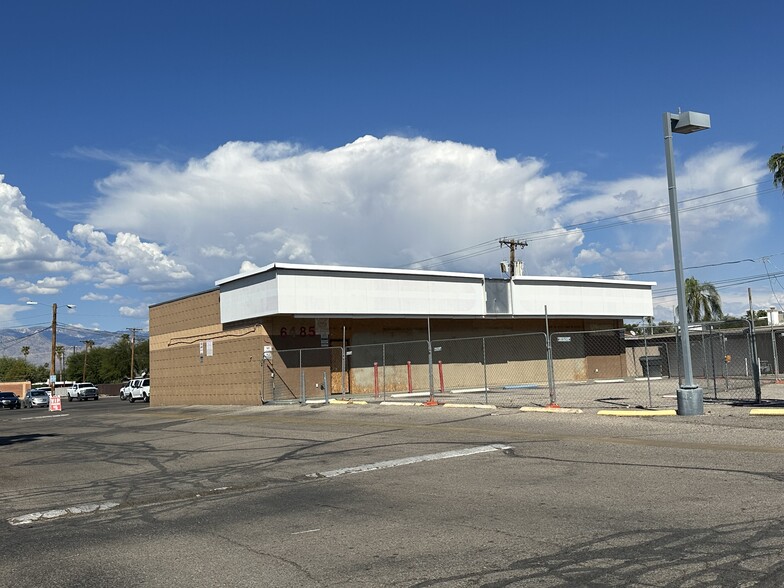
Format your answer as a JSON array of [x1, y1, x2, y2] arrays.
[[2, 396, 784, 587]]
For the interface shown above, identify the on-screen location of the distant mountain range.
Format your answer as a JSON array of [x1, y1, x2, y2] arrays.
[[0, 326, 148, 366]]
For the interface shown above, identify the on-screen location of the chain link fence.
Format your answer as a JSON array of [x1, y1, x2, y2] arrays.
[[624, 320, 784, 403], [756, 325, 783, 384], [261, 320, 781, 408], [433, 333, 552, 407]]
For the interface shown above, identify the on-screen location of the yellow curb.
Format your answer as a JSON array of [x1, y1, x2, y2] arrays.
[[749, 408, 784, 416], [328, 399, 368, 405], [520, 407, 583, 414], [597, 409, 677, 417], [442, 403, 497, 409], [380, 401, 423, 407]]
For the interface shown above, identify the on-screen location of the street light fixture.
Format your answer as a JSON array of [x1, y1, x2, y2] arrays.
[[663, 110, 710, 415]]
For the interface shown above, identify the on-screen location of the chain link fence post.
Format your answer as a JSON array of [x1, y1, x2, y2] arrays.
[[382, 343, 387, 401], [299, 349, 304, 404], [544, 306, 556, 406], [427, 318, 435, 401], [708, 325, 718, 400], [482, 337, 488, 405], [341, 326, 346, 398], [746, 317, 762, 403], [643, 325, 652, 408], [772, 326, 781, 383]]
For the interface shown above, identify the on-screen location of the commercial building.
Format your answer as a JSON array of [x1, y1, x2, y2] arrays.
[[149, 263, 654, 406]]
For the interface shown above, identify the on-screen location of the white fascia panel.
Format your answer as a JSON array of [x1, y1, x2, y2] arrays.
[[276, 273, 485, 316], [511, 279, 654, 318], [219, 273, 279, 323]]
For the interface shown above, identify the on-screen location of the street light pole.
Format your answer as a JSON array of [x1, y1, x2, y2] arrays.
[[663, 110, 711, 415]]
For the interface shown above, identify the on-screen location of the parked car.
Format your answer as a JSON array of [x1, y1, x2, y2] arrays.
[[23, 389, 50, 408], [119, 383, 131, 401], [129, 378, 150, 403], [67, 382, 99, 402], [0, 391, 22, 409]]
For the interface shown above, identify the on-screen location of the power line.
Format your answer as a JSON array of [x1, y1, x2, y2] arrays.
[[759, 257, 783, 312], [0, 326, 53, 353], [652, 270, 784, 299], [404, 181, 775, 271], [596, 257, 758, 280]]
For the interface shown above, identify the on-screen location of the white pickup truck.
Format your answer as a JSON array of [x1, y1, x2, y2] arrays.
[[68, 382, 99, 401]]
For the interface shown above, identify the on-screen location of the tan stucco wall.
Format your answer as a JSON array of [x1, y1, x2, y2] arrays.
[[150, 290, 269, 406], [0, 382, 31, 397]]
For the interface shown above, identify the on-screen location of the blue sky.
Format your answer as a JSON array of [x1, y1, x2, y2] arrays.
[[1, 0, 783, 334]]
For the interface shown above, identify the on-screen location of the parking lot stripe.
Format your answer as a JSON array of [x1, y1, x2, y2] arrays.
[[306, 444, 512, 479], [8, 501, 120, 526], [749, 408, 784, 416], [597, 409, 677, 417]]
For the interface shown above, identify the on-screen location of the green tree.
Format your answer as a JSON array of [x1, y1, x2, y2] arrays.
[[66, 348, 104, 383], [0, 357, 48, 382], [21, 346, 30, 359], [684, 277, 723, 323], [103, 335, 133, 382], [134, 339, 150, 375], [63, 335, 149, 384], [769, 151, 784, 191], [745, 309, 767, 326]]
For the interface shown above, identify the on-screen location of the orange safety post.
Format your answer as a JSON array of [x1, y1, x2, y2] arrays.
[[438, 360, 445, 393], [407, 361, 413, 393], [373, 362, 379, 398]]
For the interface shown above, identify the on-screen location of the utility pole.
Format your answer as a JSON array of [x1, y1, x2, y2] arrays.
[[50, 303, 57, 397], [499, 238, 528, 277], [81, 340, 93, 382], [127, 328, 139, 379]]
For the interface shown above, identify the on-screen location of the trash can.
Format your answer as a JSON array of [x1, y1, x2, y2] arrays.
[[639, 356, 662, 377]]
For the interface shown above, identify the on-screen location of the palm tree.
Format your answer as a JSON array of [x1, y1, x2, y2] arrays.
[[769, 151, 784, 191], [21, 346, 30, 359], [684, 277, 723, 323]]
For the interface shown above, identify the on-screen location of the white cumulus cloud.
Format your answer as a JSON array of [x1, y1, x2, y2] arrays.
[[84, 136, 768, 287], [87, 136, 583, 278], [69, 224, 193, 290], [0, 176, 82, 273], [119, 305, 148, 318], [0, 276, 69, 295]]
